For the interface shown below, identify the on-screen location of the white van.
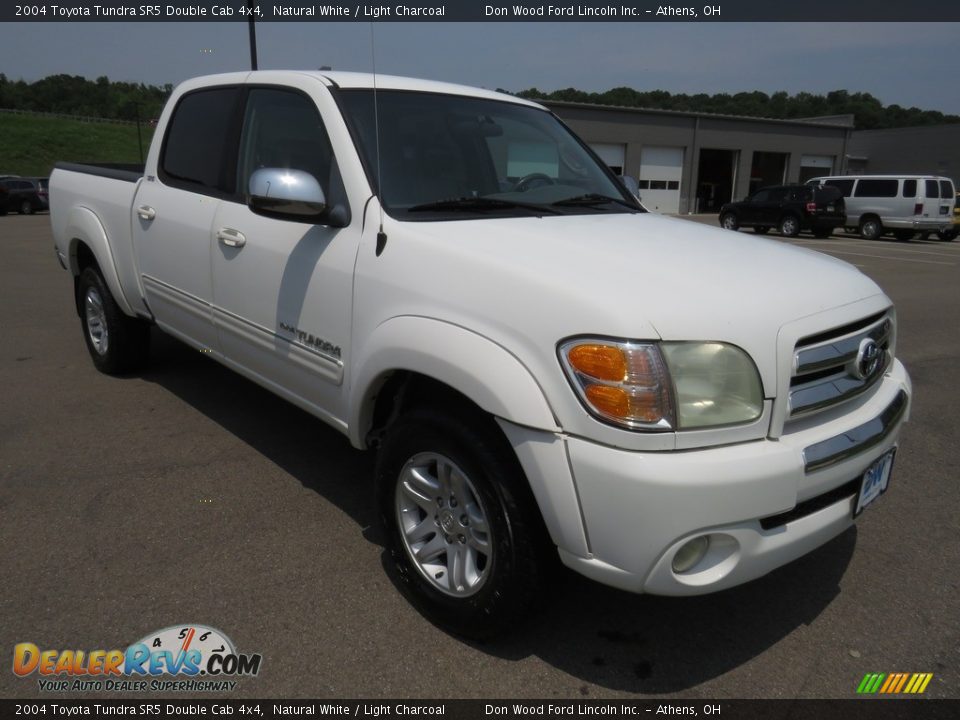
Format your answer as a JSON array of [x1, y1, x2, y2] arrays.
[[806, 175, 956, 240]]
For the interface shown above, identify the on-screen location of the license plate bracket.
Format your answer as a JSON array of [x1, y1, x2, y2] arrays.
[[854, 449, 896, 518]]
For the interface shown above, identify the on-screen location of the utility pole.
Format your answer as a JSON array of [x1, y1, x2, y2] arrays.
[[247, 1, 258, 70]]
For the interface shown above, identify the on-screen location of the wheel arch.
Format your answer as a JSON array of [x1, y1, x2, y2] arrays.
[[64, 207, 136, 317], [348, 317, 559, 450]]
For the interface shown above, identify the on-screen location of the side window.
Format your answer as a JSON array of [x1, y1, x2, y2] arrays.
[[751, 190, 770, 202], [160, 87, 240, 194], [825, 179, 854, 197], [902, 179, 916, 197], [768, 188, 788, 201], [925, 179, 939, 198], [854, 179, 898, 198], [236, 88, 335, 199], [939, 180, 953, 199]]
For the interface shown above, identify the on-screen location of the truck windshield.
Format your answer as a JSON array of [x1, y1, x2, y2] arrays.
[[337, 89, 642, 219]]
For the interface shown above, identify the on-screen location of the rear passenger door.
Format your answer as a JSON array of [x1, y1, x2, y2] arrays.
[[134, 85, 243, 352]]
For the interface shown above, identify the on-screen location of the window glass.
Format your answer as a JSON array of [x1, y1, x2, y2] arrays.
[[939, 180, 953, 199], [925, 179, 939, 198], [667, 180, 679, 190], [902, 179, 916, 197], [236, 88, 335, 198], [161, 88, 238, 191], [854, 179, 898, 197], [751, 190, 770, 202], [825, 179, 854, 197]]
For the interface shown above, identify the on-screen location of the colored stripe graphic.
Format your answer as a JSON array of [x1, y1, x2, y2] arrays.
[[857, 672, 932, 694]]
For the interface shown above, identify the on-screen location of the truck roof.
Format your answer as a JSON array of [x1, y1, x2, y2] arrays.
[[183, 70, 544, 109]]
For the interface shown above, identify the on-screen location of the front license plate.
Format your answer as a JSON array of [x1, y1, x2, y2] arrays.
[[854, 449, 896, 517]]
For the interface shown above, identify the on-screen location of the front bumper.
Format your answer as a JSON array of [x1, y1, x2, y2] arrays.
[[512, 359, 911, 596]]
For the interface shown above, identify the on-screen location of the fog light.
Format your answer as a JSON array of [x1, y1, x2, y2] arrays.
[[672, 536, 710, 574]]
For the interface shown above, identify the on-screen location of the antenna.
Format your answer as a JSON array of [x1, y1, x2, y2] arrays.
[[370, 22, 387, 256]]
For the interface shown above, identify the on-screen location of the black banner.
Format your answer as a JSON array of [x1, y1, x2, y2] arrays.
[[1, 699, 959, 719], [3, 0, 960, 22]]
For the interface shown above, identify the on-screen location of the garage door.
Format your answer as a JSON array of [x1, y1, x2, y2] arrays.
[[800, 154, 834, 183], [640, 146, 683, 214], [589, 143, 626, 175]]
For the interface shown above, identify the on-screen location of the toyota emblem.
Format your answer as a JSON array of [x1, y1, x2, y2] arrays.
[[854, 338, 882, 380]]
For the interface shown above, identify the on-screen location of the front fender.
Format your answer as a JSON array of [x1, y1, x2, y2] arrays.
[[65, 206, 136, 317], [348, 316, 559, 448]]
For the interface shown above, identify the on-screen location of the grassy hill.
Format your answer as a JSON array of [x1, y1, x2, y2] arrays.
[[0, 112, 154, 177]]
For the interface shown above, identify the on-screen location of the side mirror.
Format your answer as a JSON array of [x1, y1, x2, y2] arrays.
[[247, 168, 348, 226], [618, 175, 640, 197]]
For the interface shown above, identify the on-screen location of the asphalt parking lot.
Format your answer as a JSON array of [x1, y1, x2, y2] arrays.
[[1, 212, 958, 701]]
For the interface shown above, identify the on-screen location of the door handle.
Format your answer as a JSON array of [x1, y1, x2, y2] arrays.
[[217, 228, 246, 248], [137, 205, 156, 221]]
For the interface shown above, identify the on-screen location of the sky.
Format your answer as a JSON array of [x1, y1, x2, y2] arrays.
[[1, 21, 958, 115]]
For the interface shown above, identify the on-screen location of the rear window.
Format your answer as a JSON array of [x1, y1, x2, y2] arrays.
[[940, 180, 954, 199], [925, 179, 939, 198], [854, 179, 898, 198]]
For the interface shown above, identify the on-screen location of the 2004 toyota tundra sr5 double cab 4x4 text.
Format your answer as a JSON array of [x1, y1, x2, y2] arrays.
[[50, 71, 912, 638]]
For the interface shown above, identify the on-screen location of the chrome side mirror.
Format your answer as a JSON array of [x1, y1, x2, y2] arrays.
[[247, 168, 328, 221]]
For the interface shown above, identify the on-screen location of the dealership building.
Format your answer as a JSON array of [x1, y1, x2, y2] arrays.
[[545, 100, 959, 214]]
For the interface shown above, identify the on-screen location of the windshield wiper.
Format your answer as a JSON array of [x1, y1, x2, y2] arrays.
[[552, 193, 639, 210], [407, 197, 561, 215]]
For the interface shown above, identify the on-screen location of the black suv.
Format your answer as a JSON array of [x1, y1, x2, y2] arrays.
[[0, 177, 49, 215], [718, 184, 845, 238]]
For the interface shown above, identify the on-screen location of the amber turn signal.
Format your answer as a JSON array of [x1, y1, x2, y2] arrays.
[[567, 344, 627, 381]]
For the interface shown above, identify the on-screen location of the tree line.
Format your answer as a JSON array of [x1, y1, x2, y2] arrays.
[[513, 87, 960, 130], [2, 74, 957, 130], [0, 74, 171, 122]]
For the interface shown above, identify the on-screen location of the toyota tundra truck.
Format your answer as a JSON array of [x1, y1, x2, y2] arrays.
[[50, 71, 912, 638]]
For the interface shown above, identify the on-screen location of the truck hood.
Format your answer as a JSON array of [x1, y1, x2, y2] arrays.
[[384, 211, 886, 394]]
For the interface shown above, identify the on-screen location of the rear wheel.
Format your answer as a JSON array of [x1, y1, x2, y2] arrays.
[[778, 215, 800, 237], [937, 228, 958, 241], [860, 217, 883, 240], [19, 200, 33, 215], [78, 266, 151, 375], [376, 405, 550, 640], [720, 213, 739, 231]]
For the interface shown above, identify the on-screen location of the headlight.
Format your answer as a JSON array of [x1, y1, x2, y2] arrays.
[[559, 338, 763, 431]]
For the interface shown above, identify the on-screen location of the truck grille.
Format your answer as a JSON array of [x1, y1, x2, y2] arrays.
[[788, 311, 892, 418]]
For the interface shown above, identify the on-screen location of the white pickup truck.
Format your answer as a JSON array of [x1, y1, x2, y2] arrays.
[[51, 71, 911, 638]]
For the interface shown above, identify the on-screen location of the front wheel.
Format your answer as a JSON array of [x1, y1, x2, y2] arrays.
[[19, 200, 33, 215], [720, 212, 739, 231], [78, 266, 151, 375], [376, 406, 549, 639]]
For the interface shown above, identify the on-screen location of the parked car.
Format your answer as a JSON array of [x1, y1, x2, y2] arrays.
[[718, 184, 845, 238], [0, 177, 49, 215], [50, 71, 911, 638], [806, 174, 956, 241]]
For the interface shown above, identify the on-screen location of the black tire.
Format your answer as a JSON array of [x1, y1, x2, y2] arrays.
[[778, 214, 801, 238], [893, 230, 915, 242], [860, 217, 882, 240], [753, 226, 771, 235], [719, 212, 739, 231], [376, 405, 550, 640], [937, 228, 958, 242], [19, 200, 33, 215], [77, 266, 150, 375]]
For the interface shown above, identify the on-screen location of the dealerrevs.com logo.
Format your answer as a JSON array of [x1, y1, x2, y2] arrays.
[[13, 624, 262, 693]]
